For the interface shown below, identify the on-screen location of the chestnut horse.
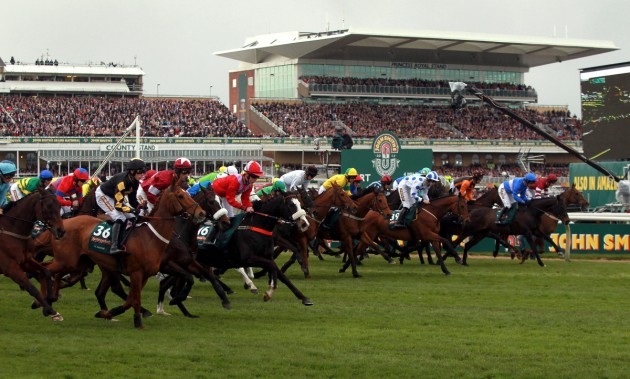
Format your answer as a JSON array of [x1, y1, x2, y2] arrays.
[[320, 186, 393, 278], [43, 180, 207, 328], [355, 195, 470, 276], [0, 187, 65, 321]]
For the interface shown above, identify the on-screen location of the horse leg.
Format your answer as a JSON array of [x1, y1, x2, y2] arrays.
[[430, 238, 451, 276], [106, 273, 153, 318], [21, 257, 56, 305], [524, 233, 545, 267], [2, 260, 62, 320], [339, 236, 361, 278], [235, 267, 259, 294], [186, 260, 231, 310], [248, 256, 313, 306], [157, 275, 177, 316], [308, 239, 324, 261]]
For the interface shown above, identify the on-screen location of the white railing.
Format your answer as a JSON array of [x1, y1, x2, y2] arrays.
[[567, 212, 630, 222]]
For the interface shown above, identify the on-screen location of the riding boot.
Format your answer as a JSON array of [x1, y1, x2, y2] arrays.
[[495, 207, 509, 224], [506, 203, 519, 224], [109, 221, 126, 255], [395, 207, 408, 227]]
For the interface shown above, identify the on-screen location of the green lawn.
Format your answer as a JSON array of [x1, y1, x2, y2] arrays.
[[0, 253, 628, 379]]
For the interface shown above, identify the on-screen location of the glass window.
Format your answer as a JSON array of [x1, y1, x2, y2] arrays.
[[471, 154, 480, 165], [455, 154, 463, 167]]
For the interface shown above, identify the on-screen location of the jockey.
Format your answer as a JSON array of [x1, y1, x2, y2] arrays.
[[496, 172, 537, 224], [533, 173, 558, 199], [143, 169, 157, 182], [318, 167, 358, 195], [137, 157, 191, 214], [10, 169, 54, 201], [51, 168, 89, 217], [197, 166, 227, 185], [279, 165, 317, 208], [0, 160, 17, 209], [367, 175, 393, 195], [188, 165, 238, 197], [349, 175, 363, 196], [203, 160, 262, 246], [451, 170, 484, 201], [394, 170, 440, 227], [256, 180, 286, 201], [96, 158, 146, 255], [211, 160, 262, 217]]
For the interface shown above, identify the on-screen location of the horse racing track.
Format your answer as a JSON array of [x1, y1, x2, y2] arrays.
[[0, 253, 627, 378]]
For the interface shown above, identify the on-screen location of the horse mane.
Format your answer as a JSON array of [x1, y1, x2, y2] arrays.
[[351, 186, 377, 200], [428, 181, 447, 200]]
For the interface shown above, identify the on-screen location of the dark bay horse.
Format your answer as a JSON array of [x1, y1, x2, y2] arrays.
[[196, 193, 314, 305], [458, 196, 569, 267], [154, 185, 234, 317], [43, 180, 208, 328], [0, 187, 65, 321], [355, 195, 470, 276], [561, 184, 589, 212]]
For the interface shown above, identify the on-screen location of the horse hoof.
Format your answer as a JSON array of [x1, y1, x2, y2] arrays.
[[352, 273, 362, 278], [444, 272, 452, 276], [302, 298, 314, 306], [156, 310, 172, 316], [388, 260, 396, 265], [225, 288, 235, 295], [142, 310, 153, 318], [31, 301, 41, 309], [186, 314, 200, 319], [94, 310, 108, 319], [263, 293, 271, 302], [222, 302, 232, 310], [251, 289, 259, 295], [462, 262, 469, 267], [51, 313, 64, 322]]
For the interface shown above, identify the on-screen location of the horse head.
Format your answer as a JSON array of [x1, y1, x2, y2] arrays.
[[284, 192, 310, 232], [157, 182, 206, 224], [329, 183, 358, 214], [561, 184, 589, 211], [36, 186, 65, 239], [195, 186, 230, 230], [356, 186, 392, 219], [529, 197, 570, 225]]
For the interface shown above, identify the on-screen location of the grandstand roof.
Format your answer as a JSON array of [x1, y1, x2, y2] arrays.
[[215, 28, 617, 69], [0, 81, 130, 94], [3, 63, 145, 76]]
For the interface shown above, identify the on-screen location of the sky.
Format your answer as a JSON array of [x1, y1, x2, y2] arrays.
[[2, 0, 629, 118]]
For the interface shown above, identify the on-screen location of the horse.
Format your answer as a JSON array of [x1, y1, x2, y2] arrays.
[[560, 184, 589, 212], [0, 187, 65, 321], [354, 195, 470, 276], [42, 179, 209, 329], [196, 193, 314, 305], [275, 183, 357, 278], [318, 186, 393, 278], [457, 196, 569, 267]]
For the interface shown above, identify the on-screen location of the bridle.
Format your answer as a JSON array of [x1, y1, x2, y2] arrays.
[[0, 192, 60, 239]]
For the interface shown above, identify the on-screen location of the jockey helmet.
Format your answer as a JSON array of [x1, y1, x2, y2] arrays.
[[524, 173, 537, 183], [173, 157, 192, 170], [354, 175, 362, 182], [501, 171, 509, 178], [305, 165, 318, 178], [0, 160, 17, 176], [39, 170, 54, 180], [225, 166, 238, 176], [344, 168, 358, 178], [426, 171, 440, 182], [144, 169, 157, 180], [244, 160, 264, 177], [218, 166, 227, 173], [381, 175, 392, 184], [271, 180, 286, 192], [73, 168, 89, 181], [127, 158, 146, 172], [547, 173, 558, 183], [419, 167, 431, 176], [472, 170, 484, 180]]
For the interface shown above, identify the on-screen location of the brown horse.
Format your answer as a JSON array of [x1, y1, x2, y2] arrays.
[[560, 184, 589, 212], [42, 180, 207, 328], [0, 187, 65, 320], [320, 186, 393, 278], [355, 195, 470, 276], [280, 183, 357, 278]]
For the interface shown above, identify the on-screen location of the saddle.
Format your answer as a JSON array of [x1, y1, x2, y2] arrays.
[[200, 213, 245, 251]]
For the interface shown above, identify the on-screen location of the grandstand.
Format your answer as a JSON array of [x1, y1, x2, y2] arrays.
[[0, 29, 617, 179], [215, 28, 617, 176]]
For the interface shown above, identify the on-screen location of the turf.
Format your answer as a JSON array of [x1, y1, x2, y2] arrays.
[[0, 253, 628, 379]]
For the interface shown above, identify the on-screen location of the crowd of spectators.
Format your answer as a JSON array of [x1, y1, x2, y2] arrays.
[[434, 163, 570, 179], [0, 96, 251, 138], [253, 101, 581, 141], [300, 76, 534, 93], [0, 95, 580, 142]]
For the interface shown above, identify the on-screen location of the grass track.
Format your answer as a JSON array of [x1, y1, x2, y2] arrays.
[[0, 253, 628, 378]]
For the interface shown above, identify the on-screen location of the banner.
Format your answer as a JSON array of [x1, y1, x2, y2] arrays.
[[569, 161, 629, 208], [340, 131, 433, 183]]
